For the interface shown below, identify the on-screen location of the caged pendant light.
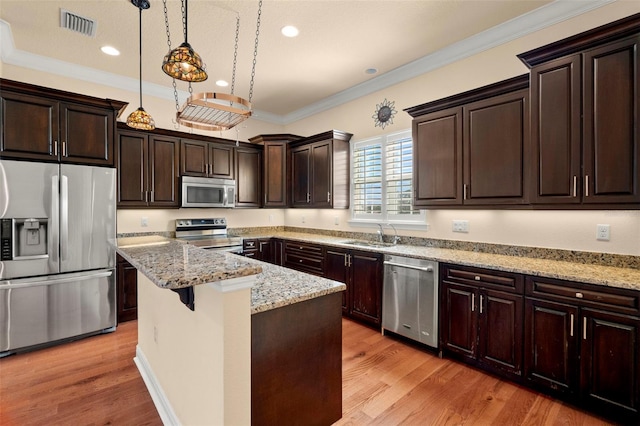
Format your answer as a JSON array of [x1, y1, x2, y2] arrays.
[[175, 0, 263, 132], [161, 0, 208, 82], [126, 0, 155, 130]]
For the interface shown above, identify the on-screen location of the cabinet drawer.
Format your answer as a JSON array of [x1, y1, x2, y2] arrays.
[[442, 264, 524, 293], [243, 239, 258, 250], [284, 241, 324, 257], [284, 252, 324, 276], [526, 276, 640, 316]]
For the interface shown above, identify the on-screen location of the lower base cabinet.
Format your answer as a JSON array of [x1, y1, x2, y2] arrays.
[[524, 276, 640, 421], [116, 254, 137, 323], [325, 247, 383, 327]]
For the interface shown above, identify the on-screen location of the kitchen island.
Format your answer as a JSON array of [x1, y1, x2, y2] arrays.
[[116, 236, 345, 426]]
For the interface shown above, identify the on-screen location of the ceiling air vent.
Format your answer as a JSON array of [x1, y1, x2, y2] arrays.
[[60, 9, 97, 37]]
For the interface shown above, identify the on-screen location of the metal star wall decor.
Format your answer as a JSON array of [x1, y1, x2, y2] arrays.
[[372, 98, 397, 129]]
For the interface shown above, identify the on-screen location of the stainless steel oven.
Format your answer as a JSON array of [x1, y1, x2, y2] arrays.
[[181, 176, 236, 208], [174, 218, 242, 253]]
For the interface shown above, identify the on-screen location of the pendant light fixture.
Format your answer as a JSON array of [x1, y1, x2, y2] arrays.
[[175, 1, 263, 131], [126, 0, 155, 130], [161, 0, 208, 82]]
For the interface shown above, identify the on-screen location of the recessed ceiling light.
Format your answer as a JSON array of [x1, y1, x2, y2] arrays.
[[281, 25, 299, 38], [101, 46, 120, 56], [365, 68, 378, 75], [216, 80, 229, 87]]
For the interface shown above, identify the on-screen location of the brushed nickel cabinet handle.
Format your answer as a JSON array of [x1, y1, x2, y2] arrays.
[[62, 141, 67, 157], [344, 254, 348, 267], [585, 175, 589, 197], [480, 295, 483, 314], [575, 292, 583, 299], [327, 192, 331, 203], [471, 293, 475, 312], [463, 184, 468, 200], [573, 176, 577, 197], [583, 317, 587, 340], [474, 276, 481, 281], [307, 193, 311, 203], [570, 314, 574, 337]]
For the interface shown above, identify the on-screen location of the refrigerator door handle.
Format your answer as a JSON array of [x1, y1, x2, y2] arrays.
[[60, 174, 69, 261], [50, 174, 60, 263], [0, 270, 113, 289]]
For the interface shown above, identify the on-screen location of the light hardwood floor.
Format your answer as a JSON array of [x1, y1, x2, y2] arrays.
[[0, 318, 613, 425]]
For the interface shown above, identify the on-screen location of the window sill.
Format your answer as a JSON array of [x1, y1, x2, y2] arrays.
[[347, 219, 429, 231]]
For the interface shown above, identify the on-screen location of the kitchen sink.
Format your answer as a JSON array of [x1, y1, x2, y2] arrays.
[[342, 240, 394, 248]]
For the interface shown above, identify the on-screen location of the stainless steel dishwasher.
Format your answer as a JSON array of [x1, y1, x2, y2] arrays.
[[382, 255, 438, 348]]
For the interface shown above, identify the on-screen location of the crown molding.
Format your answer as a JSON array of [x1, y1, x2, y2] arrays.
[[0, 1, 616, 126]]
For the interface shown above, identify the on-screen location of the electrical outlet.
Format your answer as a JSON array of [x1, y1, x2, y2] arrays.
[[141, 217, 148, 227], [596, 224, 610, 241], [452, 220, 469, 233], [334, 216, 339, 226], [268, 214, 273, 223]]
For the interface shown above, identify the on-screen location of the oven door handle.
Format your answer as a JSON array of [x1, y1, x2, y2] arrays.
[[383, 261, 433, 272]]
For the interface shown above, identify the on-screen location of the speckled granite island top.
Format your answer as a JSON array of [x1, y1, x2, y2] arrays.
[[115, 235, 346, 314], [238, 231, 640, 292]]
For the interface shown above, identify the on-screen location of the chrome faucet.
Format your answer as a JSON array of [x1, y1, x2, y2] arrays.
[[389, 224, 401, 245], [376, 223, 385, 243]]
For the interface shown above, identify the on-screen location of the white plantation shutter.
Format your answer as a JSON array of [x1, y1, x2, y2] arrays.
[[351, 130, 424, 224]]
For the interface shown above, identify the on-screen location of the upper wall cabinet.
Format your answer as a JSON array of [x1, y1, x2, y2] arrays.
[[0, 79, 126, 166], [519, 14, 640, 205], [289, 130, 352, 209], [235, 145, 263, 208], [406, 75, 529, 207], [180, 139, 235, 180], [249, 134, 303, 208]]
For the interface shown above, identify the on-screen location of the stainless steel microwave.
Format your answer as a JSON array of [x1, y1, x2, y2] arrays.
[[181, 176, 236, 208]]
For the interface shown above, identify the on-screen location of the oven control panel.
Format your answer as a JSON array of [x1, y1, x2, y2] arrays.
[[176, 218, 226, 230]]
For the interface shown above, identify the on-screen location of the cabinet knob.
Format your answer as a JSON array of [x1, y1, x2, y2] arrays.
[[299, 259, 303, 263], [474, 276, 481, 281], [575, 292, 583, 299]]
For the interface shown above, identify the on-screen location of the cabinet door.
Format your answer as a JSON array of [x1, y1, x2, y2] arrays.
[[209, 143, 234, 179], [530, 55, 582, 204], [583, 36, 640, 204], [477, 289, 523, 376], [263, 142, 288, 207], [0, 91, 58, 161], [524, 298, 579, 395], [325, 248, 350, 314], [581, 308, 640, 415], [180, 140, 209, 177], [148, 135, 179, 207], [310, 141, 332, 207], [117, 131, 148, 207], [290, 145, 311, 206], [272, 239, 284, 266], [60, 102, 114, 166], [441, 281, 477, 361], [116, 254, 138, 323], [463, 89, 529, 205], [258, 239, 273, 263], [349, 250, 383, 326], [236, 147, 262, 207], [413, 107, 463, 206]]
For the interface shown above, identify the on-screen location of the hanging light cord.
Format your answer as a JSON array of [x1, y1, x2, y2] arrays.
[[137, 6, 143, 108], [163, 0, 181, 113], [248, 0, 263, 103]]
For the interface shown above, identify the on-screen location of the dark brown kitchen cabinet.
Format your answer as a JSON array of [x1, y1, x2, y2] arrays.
[[524, 275, 640, 421], [407, 75, 529, 207], [249, 134, 303, 207], [283, 241, 325, 276], [117, 129, 180, 208], [325, 247, 383, 327], [289, 130, 352, 208], [116, 254, 137, 323], [440, 264, 524, 379], [180, 139, 234, 179], [0, 79, 125, 166], [519, 17, 640, 205], [235, 146, 262, 208]]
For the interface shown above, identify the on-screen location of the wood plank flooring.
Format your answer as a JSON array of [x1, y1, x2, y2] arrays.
[[0, 318, 614, 425]]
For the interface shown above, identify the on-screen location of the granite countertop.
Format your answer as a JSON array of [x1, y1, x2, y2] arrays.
[[115, 235, 346, 314], [238, 231, 640, 292]]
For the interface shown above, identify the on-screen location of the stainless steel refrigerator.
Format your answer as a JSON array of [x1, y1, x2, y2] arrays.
[[0, 159, 116, 355]]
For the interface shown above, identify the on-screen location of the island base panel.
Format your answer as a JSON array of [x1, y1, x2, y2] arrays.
[[252, 292, 343, 426]]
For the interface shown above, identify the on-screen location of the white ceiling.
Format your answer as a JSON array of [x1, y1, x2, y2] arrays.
[[0, 1, 614, 125]]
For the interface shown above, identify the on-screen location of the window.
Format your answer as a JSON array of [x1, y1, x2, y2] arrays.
[[350, 129, 425, 226]]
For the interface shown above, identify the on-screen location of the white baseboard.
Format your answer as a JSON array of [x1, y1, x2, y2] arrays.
[[134, 345, 180, 426]]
